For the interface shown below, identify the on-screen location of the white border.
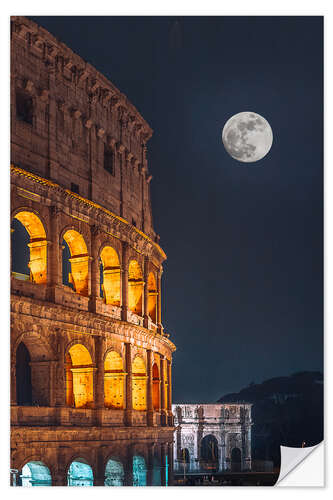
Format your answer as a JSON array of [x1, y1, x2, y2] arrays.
[[1, 1, 330, 497]]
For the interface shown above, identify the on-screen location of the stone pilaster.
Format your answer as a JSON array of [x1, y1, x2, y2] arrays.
[[47, 206, 61, 300], [49, 360, 57, 407], [125, 342, 133, 426], [10, 363, 16, 406], [147, 349, 154, 426], [160, 356, 167, 426], [121, 241, 129, 321], [146, 441, 155, 486], [143, 257, 149, 328], [94, 336, 105, 424], [160, 443, 167, 486], [89, 225, 101, 312], [167, 359, 173, 425], [123, 444, 133, 486], [157, 267, 163, 333], [167, 441, 174, 485]]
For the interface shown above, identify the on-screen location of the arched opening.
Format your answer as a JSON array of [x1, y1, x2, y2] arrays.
[[104, 458, 124, 486], [147, 272, 157, 322], [200, 435, 219, 472], [16, 342, 32, 405], [100, 246, 121, 305], [20, 461, 52, 487], [231, 447, 242, 472], [128, 260, 144, 315], [132, 356, 147, 411], [11, 211, 47, 284], [132, 455, 146, 486], [65, 344, 94, 408], [14, 333, 51, 406], [104, 351, 125, 409], [152, 363, 160, 411], [67, 458, 93, 486], [62, 230, 89, 295]]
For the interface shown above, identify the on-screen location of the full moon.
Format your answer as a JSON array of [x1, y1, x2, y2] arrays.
[[222, 111, 273, 163]]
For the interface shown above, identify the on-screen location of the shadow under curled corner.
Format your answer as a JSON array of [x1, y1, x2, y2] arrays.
[[276, 442, 324, 487]]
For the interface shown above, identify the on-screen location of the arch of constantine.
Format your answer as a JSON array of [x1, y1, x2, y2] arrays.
[[10, 16, 175, 486], [173, 404, 252, 474]]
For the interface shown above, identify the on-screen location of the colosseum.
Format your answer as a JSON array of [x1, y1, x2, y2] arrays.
[[10, 16, 176, 486]]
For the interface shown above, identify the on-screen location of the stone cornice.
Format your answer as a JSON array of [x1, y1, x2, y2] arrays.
[[11, 165, 167, 263], [11, 294, 176, 355], [11, 16, 153, 143]]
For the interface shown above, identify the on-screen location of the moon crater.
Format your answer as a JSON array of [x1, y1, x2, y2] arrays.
[[222, 112, 273, 163]]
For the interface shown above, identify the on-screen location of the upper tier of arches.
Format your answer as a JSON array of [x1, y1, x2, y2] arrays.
[[11, 208, 161, 330]]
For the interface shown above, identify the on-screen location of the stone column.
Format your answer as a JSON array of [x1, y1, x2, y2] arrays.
[[143, 258, 149, 328], [167, 359, 173, 425], [94, 335, 105, 425], [53, 471, 67, 486], [157, 267, 163, 333], [121, 242, 129, 322], [160, 443, 167, 486], [94, 449, 105, 486], [10, 361, 16, 406], [56, 331, 65, 407], [167, 441, 174, 486], [49, 360, 57, 407], [47, 206, 61, 300], [147, 349, 154, 426], [146, 442, 155, 486], [193, 431, 199, 472], [125, 342, 133, 426], [124, 444, 133, 486], [218, 438, 224, 472], [160, 356, 167, 426], [89, 225, 101, 312]]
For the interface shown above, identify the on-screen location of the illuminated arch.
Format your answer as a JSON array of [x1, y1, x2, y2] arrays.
[[132, 356, 147, 411], [128, 260, 144, 315], [147, 272, 157, 322], [100, 246, 121, 305], [152, 363, 160, 411], [12, 211, 47, 284], [104, 458, 124, 486], [104, 351, 125, 409], [62, 229, 89, 295], [65, 344, 94, 408], [132, 455, 147, 486], [20, 461, 52, 487], [67, 458, 94, 486]]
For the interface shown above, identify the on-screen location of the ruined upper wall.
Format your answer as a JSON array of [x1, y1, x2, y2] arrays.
[[10, 16, 156, 240]]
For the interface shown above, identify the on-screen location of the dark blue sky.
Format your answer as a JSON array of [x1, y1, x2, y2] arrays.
[[31, 16, 323, 403]]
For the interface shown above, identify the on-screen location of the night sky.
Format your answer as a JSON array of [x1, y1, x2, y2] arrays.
[[30, 16, 323, 403]]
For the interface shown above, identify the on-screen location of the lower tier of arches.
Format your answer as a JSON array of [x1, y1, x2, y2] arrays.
[[10, 431, 174, 487]]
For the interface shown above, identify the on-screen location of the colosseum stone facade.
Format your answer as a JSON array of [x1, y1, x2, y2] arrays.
[[10, 16, 175, 486]]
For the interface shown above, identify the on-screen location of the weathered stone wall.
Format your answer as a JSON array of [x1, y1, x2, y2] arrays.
[[11, 16, 156, 239]]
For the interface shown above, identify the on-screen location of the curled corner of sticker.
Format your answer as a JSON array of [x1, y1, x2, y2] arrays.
[[276, 441, 324, 487]]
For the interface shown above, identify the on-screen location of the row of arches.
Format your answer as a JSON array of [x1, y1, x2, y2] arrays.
[[178, 436, 242, 473], [11, 211, 158, 321], [16, 455, 166, 487], [16, 341, 163, 411]]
